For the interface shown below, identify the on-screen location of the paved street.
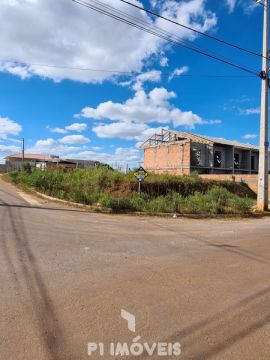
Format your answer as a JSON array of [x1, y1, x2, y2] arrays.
[[1, 178, 270, 359]]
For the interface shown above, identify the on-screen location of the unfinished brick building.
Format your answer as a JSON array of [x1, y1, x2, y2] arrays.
[[142, 129, 270, 176]]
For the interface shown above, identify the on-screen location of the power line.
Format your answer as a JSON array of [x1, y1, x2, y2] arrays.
[[86, 0, 259, 72], [252, 0, 265, 6], [73, 0, 260, 76], [6, 61, 133, 74], [166, 74, 254, 78], [120, 0, 266, 60], [2, 59, 254, 77], [72, 0, 260, 77]]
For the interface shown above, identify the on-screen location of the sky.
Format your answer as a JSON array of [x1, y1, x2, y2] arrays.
[[0, 0, 266, 168]]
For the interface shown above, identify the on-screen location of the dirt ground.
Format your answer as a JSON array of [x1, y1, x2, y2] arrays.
[[1, 178, 270, 360]]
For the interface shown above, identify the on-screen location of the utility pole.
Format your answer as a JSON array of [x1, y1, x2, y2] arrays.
[[257, 0, 269, 211], [21, 138, 25, 172]]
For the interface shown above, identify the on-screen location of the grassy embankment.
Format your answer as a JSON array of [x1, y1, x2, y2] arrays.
[[8, 167, 256, 215]]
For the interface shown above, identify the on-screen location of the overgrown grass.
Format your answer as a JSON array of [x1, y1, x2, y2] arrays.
[[8, 167, 256, 215]]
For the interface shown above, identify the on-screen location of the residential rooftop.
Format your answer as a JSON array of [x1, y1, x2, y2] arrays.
[[5, 153, 59, 161], [142, 130, 260, 151]]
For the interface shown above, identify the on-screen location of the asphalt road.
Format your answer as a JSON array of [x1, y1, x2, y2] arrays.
[[1, 178, 270, 360]]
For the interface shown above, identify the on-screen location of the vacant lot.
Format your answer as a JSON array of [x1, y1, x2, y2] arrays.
[[8, 168, 255, 214]]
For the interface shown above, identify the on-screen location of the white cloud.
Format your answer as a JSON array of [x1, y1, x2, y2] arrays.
[[0, 116, 22, 138], [77, 87, 219, 129], [0, 62, 30, 79], [59, 135, 90, 144], [48, 122, 87, 134], [168, 66, 189, 81], [93, 122, 148, 140], [225, 0, 258, 14], [0, 0, 217, 82], [225, 0, 237, 13], [65, 123, 87, 132], [114, 147, 141, 163], [242, 2, 257, 14], [135, 70, 161, 84], [35, 138, 56, 148], [133, 70, 162, 91], [207, 120, 222, 124], [20, 136, 141, 167], [240, 107, 260, 115], [0, 144, 21, 158], [243, 134, 257, 140], [93, 121, 166, 141], [26, 137, 85, 155], [66, 147, 142, 167], [120, 70, 162, 90], [49, 127, 68, 134], [156, 0, 217, 39], [160, 56, 168, 67], [0, 137, 22, 144]]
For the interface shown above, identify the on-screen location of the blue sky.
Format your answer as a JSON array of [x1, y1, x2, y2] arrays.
[[0, 0, 266, 168]]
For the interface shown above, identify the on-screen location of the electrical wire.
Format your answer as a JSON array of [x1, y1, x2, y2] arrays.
[[5, 61, 134, 74], [72, 0, 260, 77], [85, 0, 260, 71], [252, 0, 265, 6], [1, 59, 254, 77], [73, 0, 260, 75], [120, 0, 266, 60]]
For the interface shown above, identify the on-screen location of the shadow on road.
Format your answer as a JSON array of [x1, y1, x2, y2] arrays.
[[1, 198, 75, 360], [135, 229, 270, 359], [185, 231, 270, 268], [1, 210, 21, 293], [0, 203, 86, 213], [169, 232, 270, 358], [165, 285, 270, 359]]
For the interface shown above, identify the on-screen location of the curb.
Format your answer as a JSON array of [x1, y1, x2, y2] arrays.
[[35, 191, 91, 209]]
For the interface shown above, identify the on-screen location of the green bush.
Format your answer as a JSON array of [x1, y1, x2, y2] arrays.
[[227, 195, 254, 213], [182, 192, 212, 214], [22, 162, 32, 174], [8, 168, 255, 215], [99, 195, 135, 212], [181, 187, 253, 215], [9, 171, 20, 183], [143, 195, 175, 213], [129, 193, 146, 212]]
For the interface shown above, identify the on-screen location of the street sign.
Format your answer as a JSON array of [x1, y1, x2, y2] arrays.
[[135, 175, 145, 182], [134, 166, 148, 181], [134, 166, 148, 195]]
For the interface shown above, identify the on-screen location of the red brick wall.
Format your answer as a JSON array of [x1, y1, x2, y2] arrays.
[[144, 142, 191, 175], [200, 174, 270, 196], [144, 145, 270, 196]]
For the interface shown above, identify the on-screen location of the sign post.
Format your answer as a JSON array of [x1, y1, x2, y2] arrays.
[[134, 166, 148, 196]]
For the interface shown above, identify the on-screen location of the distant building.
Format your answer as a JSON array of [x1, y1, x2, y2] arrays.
[[142, 129, 270, 175], [0, 164, 7, 173], [5, 153, 100, 171], [65, 159, 100, 168]]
